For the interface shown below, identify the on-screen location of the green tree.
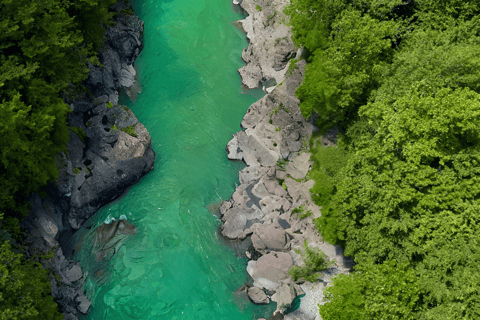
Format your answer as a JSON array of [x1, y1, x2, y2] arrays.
[[0, 239, 62, 320], [320, 259, 420, 320], [327, 86, 480, 263], [284, 0, 347, 52], [0, 0, 115, 219], [374, 17, 480, 103], [416, 236, 480, 319], [295, 9, 399, 129], [286, 0, 480, 318], [0, 94, 69, 219], [67, 0, 117, 51]]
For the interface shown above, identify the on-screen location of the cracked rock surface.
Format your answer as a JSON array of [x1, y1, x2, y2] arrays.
[[225, 1, 353, 319]]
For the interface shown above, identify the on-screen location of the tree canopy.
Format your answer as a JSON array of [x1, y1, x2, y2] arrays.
[[0, 0, 115, 220], [0, 239, 62, 320], [285, 0, 480, 317], [0, 0, 118, 317]]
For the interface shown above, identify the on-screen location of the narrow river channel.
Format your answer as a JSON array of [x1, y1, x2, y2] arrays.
[[73, 0, 275, 319]]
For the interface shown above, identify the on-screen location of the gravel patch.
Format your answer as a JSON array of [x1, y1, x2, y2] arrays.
[[285, 281, 324, 320]]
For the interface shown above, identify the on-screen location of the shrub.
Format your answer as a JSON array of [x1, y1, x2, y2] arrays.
[[276, 158, 288, 171], [121, 125, 137, 137], [289, 240, 332, 282]]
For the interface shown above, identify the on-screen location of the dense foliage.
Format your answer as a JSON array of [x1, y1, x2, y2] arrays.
[[0, 0, 116, 222], [0, 0, 118, 317], [286, 0, 480, 318], [0, 239, 62, 320]]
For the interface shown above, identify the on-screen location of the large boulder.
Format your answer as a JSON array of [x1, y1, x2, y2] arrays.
[[226, 130, 278, 167], [252, 222, 287, 252], [247, 252, 293, 290], [248, 286, 270, 305], [221, 205, 264, 239], [68, 105, 155, 229], [284, 152, 312, 180], [76, 293, 92, 315], [271, 283, 297, 312]]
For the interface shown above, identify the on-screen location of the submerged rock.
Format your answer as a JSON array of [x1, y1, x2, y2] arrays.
[[93, 219, 137, 262]]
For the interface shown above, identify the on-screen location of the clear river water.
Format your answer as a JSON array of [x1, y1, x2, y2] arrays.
[[73, 0, 276, 319]]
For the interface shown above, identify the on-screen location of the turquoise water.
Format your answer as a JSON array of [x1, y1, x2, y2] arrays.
[[73, 0, 275, 319]]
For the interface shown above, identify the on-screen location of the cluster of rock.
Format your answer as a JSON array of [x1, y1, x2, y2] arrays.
[[226, 1, 352, 319], [21, 3, 153, 319]]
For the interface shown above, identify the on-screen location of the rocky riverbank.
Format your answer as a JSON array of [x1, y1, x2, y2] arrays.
[[224, 1, 352, 319], [20, 2, 153, 319]]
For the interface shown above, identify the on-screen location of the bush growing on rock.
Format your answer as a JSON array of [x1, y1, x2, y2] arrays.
[[121, 125, 138, 137], [289, 240, 332, 282]]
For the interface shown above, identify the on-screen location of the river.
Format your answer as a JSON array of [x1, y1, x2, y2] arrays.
[[73, 0, 275, 319]]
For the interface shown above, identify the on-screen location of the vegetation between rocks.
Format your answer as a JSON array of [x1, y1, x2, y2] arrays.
[[291, 205, 312, 220], [289, 240, 332, 282], [70, 126, 87, 142], [0, 239, 62, 320], [121, 125, 138, 137]]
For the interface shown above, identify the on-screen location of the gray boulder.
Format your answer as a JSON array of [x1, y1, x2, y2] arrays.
[[252, 222, 287, 252], [285, 152, 312, 180], [247, 286, 270, 305], [68, 104, 155, 229], [271, 283, 297, 312], [247, 252, 293, 289], [76, 293, 92, 315], [64, 314, 79, 320]]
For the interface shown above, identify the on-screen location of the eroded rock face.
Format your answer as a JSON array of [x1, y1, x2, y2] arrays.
[[68, 105, 155, 229], [235, 0, 296, 89], [85, 14, 143, 97], [22, 6, 153, 319]]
